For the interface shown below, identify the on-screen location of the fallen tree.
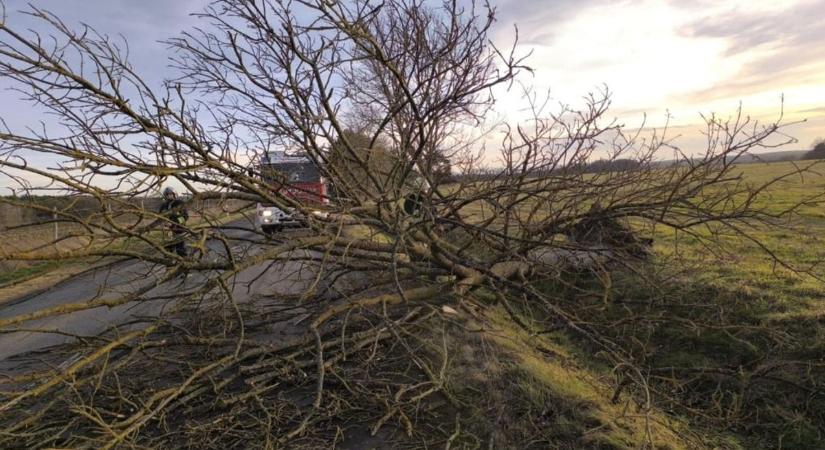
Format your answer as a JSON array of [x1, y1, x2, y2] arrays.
[[0, 1, 823, 448]]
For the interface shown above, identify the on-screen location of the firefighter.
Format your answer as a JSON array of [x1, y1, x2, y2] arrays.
[[159, 186, 189, 258]]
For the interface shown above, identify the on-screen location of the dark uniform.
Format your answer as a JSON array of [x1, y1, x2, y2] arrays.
[[159, 198, 189, 257]]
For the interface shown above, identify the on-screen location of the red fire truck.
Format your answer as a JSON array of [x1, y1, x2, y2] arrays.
[[255, 150, 328, 234]]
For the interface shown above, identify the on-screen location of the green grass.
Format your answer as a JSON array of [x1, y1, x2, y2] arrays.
[[438, 161, 825, 448], [531, 268, 825, 449], [0, 261, 62, 287], [430, 307, 712, 449], [651, 160, 825, 309]]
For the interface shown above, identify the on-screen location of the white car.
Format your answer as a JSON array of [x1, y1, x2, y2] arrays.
[[256, 204, 300, 234], [256, 204, 329, 234]]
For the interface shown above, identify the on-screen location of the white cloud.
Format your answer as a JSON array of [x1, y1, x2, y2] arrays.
[[490, 0, 825, 153]]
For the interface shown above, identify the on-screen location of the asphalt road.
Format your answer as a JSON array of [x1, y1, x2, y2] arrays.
[[0, 218, 614, 375], [0, 221, 322, 371]]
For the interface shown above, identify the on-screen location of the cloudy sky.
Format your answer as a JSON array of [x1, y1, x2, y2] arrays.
[[1, 0, 824, 158], [492, 0, 825, 150]]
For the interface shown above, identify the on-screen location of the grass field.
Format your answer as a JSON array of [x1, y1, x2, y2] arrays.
[[426, 160, 825, 449], [652, 161, 825, 310], [499, 160, 825, 449]]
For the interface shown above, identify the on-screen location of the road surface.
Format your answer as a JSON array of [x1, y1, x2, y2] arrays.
[[0, 219, 616, 375], [0, 222, 324, 372]]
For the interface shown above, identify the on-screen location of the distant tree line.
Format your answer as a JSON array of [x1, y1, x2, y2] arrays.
[[450, 158, 642, 183], [580, 158, 641, 173], [803, 139, 825, 160]]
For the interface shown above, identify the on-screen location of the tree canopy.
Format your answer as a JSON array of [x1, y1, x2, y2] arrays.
[[804, 139, 825, 160]]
